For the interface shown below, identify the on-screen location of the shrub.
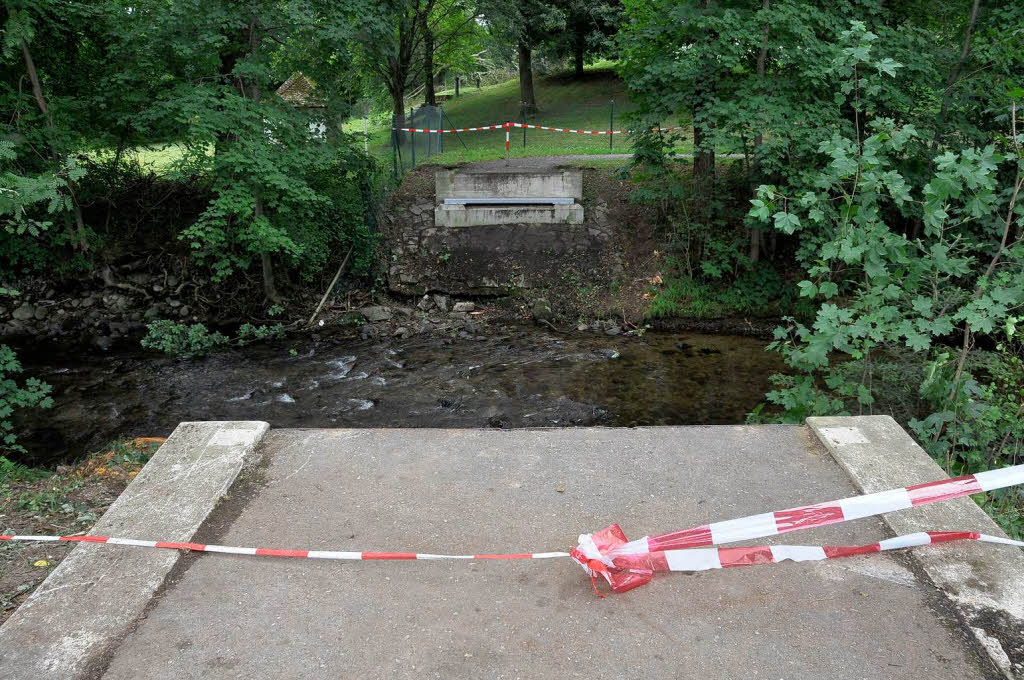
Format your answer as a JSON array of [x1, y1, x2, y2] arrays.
[[140, 320, 228, 358], [0, 344, 53, 456]]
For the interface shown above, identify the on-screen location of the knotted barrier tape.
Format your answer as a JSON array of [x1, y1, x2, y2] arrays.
[[4, 464, 1022, 596]]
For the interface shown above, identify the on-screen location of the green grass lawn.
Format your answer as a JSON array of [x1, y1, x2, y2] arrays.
[[132, 144, 195, 172], [87, 143, 200, 176], [105, 64, 704, 174], [346, 63, 696, 166]]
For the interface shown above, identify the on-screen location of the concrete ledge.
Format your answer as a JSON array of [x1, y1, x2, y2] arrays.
[[0, 421, 269, 679], [435, 169, 582, 200], [434, 203, 584, 227], [809, 415, 1024, 679]]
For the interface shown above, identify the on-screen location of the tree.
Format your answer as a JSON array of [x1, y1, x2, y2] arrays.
[[745, 23, 1024, 531], [1, 1, 117, 254], [422, 0, 485, 106], [356, 0, 482, 118], [548, 0, 622, 77], [617, 1, 950, 224], [135, 0, 371, 302], [356, 0, 428, 120], [484, 0, 564, 114]]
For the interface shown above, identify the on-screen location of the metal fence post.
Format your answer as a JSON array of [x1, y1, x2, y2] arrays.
[[442, 106, 468, 150], [455, 76, 460, 97], [438, 106, 444, 154], [409, 106, 416, 167], [610, 100, 614, 150], [391, 118, 399, 179], [521, 102, 527, 148], [505, 122, 510, 163]]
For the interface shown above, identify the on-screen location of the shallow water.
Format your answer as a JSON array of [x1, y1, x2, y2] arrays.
[[14, 328, 786, 464]]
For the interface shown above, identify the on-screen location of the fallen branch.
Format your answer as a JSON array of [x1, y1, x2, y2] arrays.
[[539, 318, 567, 334], [307, 244, 354, 327], [100, 265, 150, 298]]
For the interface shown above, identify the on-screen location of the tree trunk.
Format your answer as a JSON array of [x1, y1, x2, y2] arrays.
[[692, 120, 715, 188], [940, 0, 981, 124], [255, 195, 282, 303], [750, 0, 770, 263], [390, 86, 407, 144], [422, 16, 436, 106], [21, 38, 89, 251], [518, 42, 537, 114], [261, 253, 281, 303], [574, 29, 585, 77], [242, 29, 281, 304], [692, 96, 715, 221], [20, 39, 49, 118], [391, 88, 405, 118]]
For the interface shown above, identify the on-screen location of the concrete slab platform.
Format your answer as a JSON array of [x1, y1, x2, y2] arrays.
[[91, 425, 997, 679], [435, 169, 583, 200], [810, 416, 1024, 677], [434, 169, 585, 227]]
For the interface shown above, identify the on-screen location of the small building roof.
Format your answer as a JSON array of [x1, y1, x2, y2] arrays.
[[275, 72, 325, 108]]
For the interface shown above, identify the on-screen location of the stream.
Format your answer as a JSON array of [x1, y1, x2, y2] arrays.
[[13, 328, 787, 465]]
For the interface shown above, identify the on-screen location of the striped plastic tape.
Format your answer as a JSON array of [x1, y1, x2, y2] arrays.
[[3, 463, 1022, 596], [571, 464, 1024, 593]]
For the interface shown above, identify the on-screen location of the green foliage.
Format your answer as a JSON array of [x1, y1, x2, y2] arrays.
[[646, 265, 805, 320], [742, 25, 1024, 532], [0, 455, 48, 486], [2, 0, 380, 297], [141, 320, 228, 358], [237, 323, 286, 343], [544, 0, 622, 72], [12, 478, 82, 515], [142, 319, 292, 357], [0, 344, 52, 456], [108, 438, 158, 468], [909, 348, 1024, 472]]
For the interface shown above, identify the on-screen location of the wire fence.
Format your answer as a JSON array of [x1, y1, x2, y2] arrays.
[[389, 100, 656, 178], [392, 105, 457, 175]]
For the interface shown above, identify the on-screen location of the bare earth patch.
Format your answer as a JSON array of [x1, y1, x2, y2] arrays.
[[0, 438, 162, 623]]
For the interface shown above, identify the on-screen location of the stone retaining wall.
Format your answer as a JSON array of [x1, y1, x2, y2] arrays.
[[384, 181, 616, 296]]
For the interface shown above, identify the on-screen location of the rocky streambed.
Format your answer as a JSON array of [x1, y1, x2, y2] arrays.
[[12, 327, 786, 465], [1, 266, 206, 350]]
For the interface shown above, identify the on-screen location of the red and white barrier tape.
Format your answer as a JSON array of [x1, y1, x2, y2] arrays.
[[511, 123, 626, 135], [0, 534, 566, 561], [391, 122, 687, 135], [393, 124, 506, 134], [4, 464, 1021, 596], [572, 464, 1024, 593]]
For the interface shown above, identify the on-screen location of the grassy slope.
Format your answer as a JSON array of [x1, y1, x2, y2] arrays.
[[126, 63, 695, 171], [348, 63, 694, 165]]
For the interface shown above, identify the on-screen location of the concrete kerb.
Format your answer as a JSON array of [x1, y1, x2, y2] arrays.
[[0, 421, 269, 679], [808, 415, 1024, 679]]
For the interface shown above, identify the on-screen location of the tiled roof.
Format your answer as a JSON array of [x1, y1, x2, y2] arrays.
[[275, 72, 325, 108]]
